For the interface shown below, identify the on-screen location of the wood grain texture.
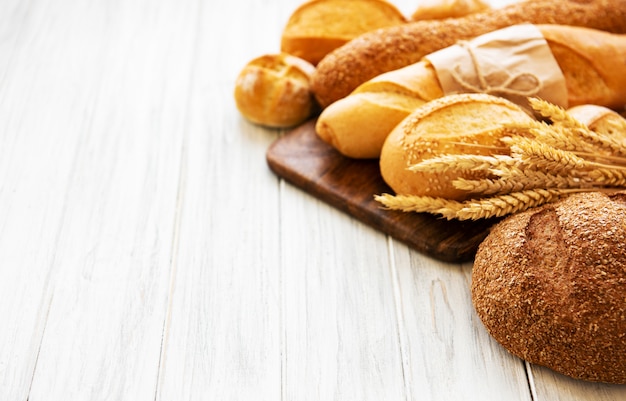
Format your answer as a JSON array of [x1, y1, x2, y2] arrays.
[[0, 0, 624, 400], [266, 120, 499, 262]]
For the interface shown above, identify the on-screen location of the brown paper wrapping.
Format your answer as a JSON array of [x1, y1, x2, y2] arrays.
[[425, 24, 568, 110]]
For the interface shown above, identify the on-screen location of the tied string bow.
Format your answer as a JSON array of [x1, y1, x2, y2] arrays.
[[450, 40, 543, 97]]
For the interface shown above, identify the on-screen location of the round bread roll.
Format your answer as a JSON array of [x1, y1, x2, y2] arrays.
[[472, 191, 626, 384], [234, 53, 317, 128], [379, 93, 534, 201]]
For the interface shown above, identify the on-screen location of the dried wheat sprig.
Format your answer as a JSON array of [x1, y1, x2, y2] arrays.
[[453, 189, 575, 220], [374, 193, 463, 220], [529, 97, 626, 156], [585, 168, 626, 186], [454, 171, 587, 194], [375, 189, 578, 220], [504, 136, 587, 173], [529, 97, 582, 127], [407, 153, 516, 173]]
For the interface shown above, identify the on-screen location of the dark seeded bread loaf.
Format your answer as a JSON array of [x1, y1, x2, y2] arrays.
[[471, 191, 626, 384]]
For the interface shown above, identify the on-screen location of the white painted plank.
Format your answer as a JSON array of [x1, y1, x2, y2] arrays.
[[153, 0, 296, 398], [280, 186, 407, 400], [529, 364, 626, 400], [0, 1, 107, 398], [391, 251, 533, 400], [0, 0, 197, 399]]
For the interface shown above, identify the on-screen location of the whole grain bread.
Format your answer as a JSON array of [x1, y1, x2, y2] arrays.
[[311, 0, 626, 108], [471, 190, 626, 384]]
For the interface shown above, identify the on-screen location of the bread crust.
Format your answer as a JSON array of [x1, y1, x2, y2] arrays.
[[379, 93, 534, 200], [234, 53, 317, 128], [280, 0, 406, 65], [471, 191, 626, 384], [311, 0, 626, 108]]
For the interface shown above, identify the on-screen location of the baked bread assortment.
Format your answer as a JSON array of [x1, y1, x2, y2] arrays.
[[239, 0, 626, 384], [471, 191, 626, 384], [234, 0, 496, 128], [234, 53, 317, 128], [316, 24, 626, 158], [280, 0, 406, 65], [311, 0, 626, 108]]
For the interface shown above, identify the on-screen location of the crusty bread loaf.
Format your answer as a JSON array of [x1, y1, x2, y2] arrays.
[[471, 190, 626, 384], [311, 0, 626, 108], [316, 25, 626, 159], [566, 104, 626, 138], [410, 0, 490, 21], [379, 93, 534, 200], [280, 0, 406, 65], [234, 53, 317, 128]]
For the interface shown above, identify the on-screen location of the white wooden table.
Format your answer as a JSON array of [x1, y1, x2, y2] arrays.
[[0, 0, 624, 399]]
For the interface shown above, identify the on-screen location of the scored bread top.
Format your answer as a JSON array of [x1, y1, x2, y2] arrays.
[[379, 93, 534, 200]]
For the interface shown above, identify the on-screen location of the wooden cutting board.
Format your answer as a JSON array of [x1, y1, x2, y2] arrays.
[[266, 120, 500, 263]]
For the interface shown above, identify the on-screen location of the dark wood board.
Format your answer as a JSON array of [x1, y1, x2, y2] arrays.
[[266, 120, 500, 263]]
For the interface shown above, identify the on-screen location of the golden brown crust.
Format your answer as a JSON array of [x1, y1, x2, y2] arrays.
[[311, 0, 626, 108], [379, 93, 534, 200], [410, 0, 490, 21], [234, 53, 317, 128], [471, 191, 626, 384], [567, 104, 626, 138], [540, 25, 626, 109], [280, 0, 406, 65]]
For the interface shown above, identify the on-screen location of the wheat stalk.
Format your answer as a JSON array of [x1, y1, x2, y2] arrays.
[[529, 97, 626, 156], [408, 154, 516, 173], [454, 171, 587, 194], [376, 98, 626, 220], [375, 189, 578, 220]]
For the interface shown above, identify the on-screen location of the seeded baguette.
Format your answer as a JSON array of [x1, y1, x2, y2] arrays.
[[316, 25, 626, 159], [311, 0, 626, 109]]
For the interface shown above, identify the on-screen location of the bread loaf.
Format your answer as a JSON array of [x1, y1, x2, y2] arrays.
[[409, 0, 490, 21], [234, 53, 317, 128], [471, 190, 626, 384], [379, 93, 534, 201], [280, 0, 406, 65], [316, 25, 626, 159], [311, 0, 626, 108], [566, 104, 626, 138]]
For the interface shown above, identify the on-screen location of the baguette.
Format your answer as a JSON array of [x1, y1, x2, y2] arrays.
[[316, 25, 626, 158], [311, 0, 626, 109]]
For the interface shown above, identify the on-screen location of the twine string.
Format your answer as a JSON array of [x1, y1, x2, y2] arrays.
[[450, 40, 543, 97]]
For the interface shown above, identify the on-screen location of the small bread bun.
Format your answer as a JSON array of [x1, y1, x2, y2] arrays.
[[379, 93, 534, 200], [566, 104, 626, 138], [234, 53, 317, 128], [280, 0, 406, 65], [472, 191, 626, 384], [410, 0, 490, 21]]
